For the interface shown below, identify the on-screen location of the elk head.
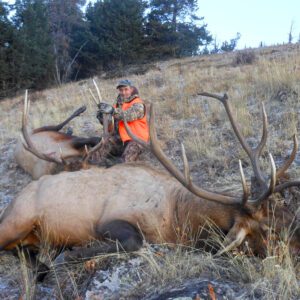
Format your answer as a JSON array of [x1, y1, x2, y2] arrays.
[[124, 92, 300, 256]]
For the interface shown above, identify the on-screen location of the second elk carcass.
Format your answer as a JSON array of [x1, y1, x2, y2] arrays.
[[15, 91, 101, 179]]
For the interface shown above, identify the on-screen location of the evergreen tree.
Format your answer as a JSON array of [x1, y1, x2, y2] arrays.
[[147, 0, 212, 58], [81, 0, 146, 75], [13, 0, 54, 90], [0, 2, 15, 97], [149, 0, 198, 30], [220, 33, 241, 52]]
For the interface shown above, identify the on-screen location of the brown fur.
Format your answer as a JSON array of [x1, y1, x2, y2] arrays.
[[15, 131, 85, 179]]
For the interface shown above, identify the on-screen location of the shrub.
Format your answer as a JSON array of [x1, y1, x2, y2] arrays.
[[233, 50, 256, 65]]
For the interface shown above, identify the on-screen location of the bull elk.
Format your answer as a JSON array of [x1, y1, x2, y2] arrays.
[[15, 90, 101, 179], [0, 92, 299, 271]]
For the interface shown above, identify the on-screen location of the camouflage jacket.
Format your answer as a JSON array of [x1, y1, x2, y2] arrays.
[[113, 94, 145, 122], [97, 91, 146, 138], [110, 93, 145, 136]]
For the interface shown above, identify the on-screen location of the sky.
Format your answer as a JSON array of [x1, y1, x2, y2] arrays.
[[199, 0, 300, 49], [5, 0, 300, 49]]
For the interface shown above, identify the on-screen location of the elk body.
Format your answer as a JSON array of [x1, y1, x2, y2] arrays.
[[15, 102, 100, 179], [0, 163, 276, 255], [1, 92, 299, 265]]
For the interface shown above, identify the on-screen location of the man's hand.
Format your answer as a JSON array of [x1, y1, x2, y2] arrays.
[[113, 108, 124, 120], [98, 103, 114, 114], [96, 103, 115, 124]]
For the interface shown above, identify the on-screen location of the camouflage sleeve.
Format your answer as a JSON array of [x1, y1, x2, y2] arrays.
[[114, 103, 145, 122]]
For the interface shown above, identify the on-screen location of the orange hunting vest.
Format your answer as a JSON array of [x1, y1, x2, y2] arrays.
[[115, 97, 149, 143]]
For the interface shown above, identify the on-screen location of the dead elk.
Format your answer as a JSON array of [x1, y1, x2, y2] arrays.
[[0, 93, 299, 270], [15, 92, 101, 179]]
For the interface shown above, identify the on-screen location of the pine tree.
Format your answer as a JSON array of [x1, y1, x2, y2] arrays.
[[220, 33, 241, 52], [149, 0, 198, 30], [81, 0, 147, 75], [13, 0, 54, 90], [147, 0, 212, 58], [0, 2, 15, 97]]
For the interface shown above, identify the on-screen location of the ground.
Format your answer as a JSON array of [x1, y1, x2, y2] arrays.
[[0, 44, 300, 299]]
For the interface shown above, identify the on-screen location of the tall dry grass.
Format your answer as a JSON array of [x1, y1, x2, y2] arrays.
[[21, 219, 297, 299]]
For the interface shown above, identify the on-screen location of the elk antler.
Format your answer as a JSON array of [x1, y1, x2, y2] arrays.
[[124, 103, 277, 207], [198, 93, 269, 191], [276, 134, 298, 180], [32, 105, 86, 134], [124, 104, 252, 205], [22, 90, 65, 165], [198, 92, 300, 206], [82, 137, 107, 166], [22, 90, 110, 169]]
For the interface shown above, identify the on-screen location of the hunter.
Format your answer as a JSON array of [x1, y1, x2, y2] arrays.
[[91, 79, 149, 165]]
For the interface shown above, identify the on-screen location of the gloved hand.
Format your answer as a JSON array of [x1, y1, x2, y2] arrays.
[[96, 103, 114, 124], [113, 108, 124, 120], [98, 103, 114, 114]]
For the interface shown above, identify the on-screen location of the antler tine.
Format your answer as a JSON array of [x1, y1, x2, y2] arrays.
[[123, 115, 151, 150], [181, 143, 191, 185], [23, 89, 28, 126], [239, 160, 250, 204], [275, 179, 300, 192], [248, 153, 277, 206], [276, 134, 298, 179], [82, 138, 105, 164], [255, 103, 268, 157], [22, 91, 63, 165], [88, 88, 99, 107], [93, 78, 103, 103], [124, 104, 243, 205], [59, 145, 69, 165]]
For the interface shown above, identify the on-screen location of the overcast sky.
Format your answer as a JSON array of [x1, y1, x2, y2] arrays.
[[5, 0, 300, 49]]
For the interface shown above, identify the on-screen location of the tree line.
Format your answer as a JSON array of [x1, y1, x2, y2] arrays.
[[0, 0, 240, 98]]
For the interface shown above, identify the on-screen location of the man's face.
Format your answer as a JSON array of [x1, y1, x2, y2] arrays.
[[118, 86, 133, 99]]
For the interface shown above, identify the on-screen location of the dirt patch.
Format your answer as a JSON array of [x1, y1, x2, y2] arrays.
[[0, 139, 31, 209]]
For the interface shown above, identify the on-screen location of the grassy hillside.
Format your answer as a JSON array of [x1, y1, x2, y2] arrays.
[[0, 44, 299, 299]]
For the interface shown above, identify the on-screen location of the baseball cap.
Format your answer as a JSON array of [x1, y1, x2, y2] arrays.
[[116, 79, 133, 89]]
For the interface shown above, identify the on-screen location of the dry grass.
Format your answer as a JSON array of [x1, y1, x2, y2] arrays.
[[20, 221, 297, 299]]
